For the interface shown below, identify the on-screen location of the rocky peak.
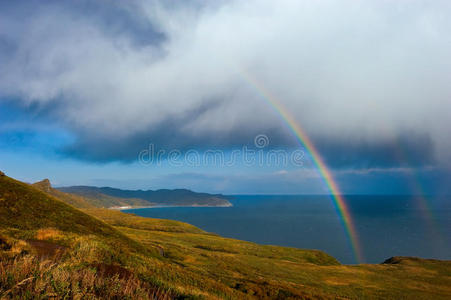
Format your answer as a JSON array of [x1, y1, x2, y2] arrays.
[[34, 179, 52, 192]]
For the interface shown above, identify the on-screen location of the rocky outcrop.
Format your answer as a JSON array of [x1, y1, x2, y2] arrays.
[[33, 179, 52, 193]]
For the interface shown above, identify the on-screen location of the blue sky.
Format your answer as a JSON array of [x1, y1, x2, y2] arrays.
[[1, 0, 450, 194]]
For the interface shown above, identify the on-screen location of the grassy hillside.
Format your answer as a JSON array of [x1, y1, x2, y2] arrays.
[[32, 179, 95, 209], [0, 174, 173, 299], [1, 177, 114, 236], [1, 173, 451, 299]]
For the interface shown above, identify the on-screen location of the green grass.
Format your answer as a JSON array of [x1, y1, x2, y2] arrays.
[[99, 212, 451, 299], [32, 179, 95, 209], [1, 174, 451, 299]]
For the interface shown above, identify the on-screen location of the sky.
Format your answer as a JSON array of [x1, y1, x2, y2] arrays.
[[0, 0, 450, 194]]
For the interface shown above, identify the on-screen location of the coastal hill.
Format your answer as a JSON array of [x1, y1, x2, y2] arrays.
[[58, 185, 232, 208], [32, 179, 232, 208], [1, 173, 451, 299], [32, 179, 95, 209]]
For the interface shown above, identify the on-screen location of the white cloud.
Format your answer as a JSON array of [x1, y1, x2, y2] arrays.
[[1, 0, 450, 164]]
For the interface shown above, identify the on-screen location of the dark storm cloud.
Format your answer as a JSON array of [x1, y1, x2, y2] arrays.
[[61, 107, 295, 162], [317, 132, 435, 168], [0, 0, 164, 47]]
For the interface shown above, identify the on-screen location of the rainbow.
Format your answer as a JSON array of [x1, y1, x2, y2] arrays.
[[390, 142, 444, 242], [241, 70, 364, 263]]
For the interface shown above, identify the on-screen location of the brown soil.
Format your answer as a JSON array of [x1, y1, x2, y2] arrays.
[[26, 240, 66, 259], [91, 262, 134, 279]]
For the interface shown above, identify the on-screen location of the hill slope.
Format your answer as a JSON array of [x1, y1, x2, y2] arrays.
[[2, 176, 113, 236], [32, 179, 95, 209], [0, 174, 172, 298]]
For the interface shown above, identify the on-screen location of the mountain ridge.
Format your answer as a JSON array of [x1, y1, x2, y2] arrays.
[[57, 184, 232, 208]]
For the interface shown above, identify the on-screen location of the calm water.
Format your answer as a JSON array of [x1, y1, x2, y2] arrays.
[[125, 195, 451, 264]]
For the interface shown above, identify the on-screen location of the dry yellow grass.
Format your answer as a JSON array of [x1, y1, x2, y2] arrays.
[[0, 254, 172, 299], [35, 228, 63, 241]]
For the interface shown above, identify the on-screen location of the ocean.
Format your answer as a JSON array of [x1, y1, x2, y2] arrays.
[[124, 195, 451, 264]]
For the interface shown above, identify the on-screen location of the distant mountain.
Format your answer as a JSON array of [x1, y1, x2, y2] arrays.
[[57, 185, 232, 208]]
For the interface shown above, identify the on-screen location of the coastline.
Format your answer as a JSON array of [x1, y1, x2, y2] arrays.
[[110, 203, 233, 210]]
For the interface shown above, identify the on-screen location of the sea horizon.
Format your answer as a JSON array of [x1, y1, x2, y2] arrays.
[[125, 194, 451, 265]]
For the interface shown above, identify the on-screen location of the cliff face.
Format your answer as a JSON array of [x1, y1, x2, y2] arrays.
[[33, 179, 52, 193]]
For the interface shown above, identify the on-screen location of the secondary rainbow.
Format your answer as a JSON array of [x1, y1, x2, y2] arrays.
[[241, 70, 364, 263]]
